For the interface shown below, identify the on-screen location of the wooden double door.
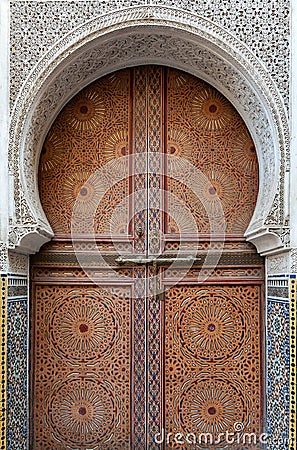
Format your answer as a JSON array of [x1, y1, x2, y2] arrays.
[[31, 66, 264, 449]]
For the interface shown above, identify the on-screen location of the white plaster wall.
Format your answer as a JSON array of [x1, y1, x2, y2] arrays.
[[290, 0, 297, 250], [0, 0, 9, 244]]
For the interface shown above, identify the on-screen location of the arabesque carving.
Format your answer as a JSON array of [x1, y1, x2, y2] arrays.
[[9, 6, 289, 255]]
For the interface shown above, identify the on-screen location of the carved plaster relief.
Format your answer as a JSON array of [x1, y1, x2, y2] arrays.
[[10, 1, 290, 109], [267, 252, 290, 275], [9, 7, 289, 254]]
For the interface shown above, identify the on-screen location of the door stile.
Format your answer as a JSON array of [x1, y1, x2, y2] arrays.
[[146, 67, 166, 448], [131, 67, 148, 448], [132, 66, 166, 448], [132, 67, 148, 256]]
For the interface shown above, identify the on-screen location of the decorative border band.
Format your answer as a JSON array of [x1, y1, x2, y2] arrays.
[[0, 275, 7, 450], [289, 275, 296, 450]]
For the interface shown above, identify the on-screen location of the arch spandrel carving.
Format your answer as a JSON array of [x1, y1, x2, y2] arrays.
[[9, 7, 289, 254]]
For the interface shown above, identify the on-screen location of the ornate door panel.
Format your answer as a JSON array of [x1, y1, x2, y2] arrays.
[[32, 66, 264, 449], [39, 69, 131, 237], [33, 69, 135, 449], [31, 283, 132, 449], [165, 68, 258, 238], [164, 282, 263, 448]]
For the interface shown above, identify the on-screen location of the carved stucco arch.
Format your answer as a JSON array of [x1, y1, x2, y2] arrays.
[[9, 6, 289, 255]]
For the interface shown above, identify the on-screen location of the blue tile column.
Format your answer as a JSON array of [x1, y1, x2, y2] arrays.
[[6, 275, 28, 450], [266, 274, 296, 450]]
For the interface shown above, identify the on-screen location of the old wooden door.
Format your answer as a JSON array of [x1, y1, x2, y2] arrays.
[[31, 66, 264, 449]]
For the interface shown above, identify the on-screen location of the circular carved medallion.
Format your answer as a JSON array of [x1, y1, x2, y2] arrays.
[[191, 88, 235, 131], [179, 377, 246, 436], [49, 292, 118, 362], [47, 375, 116, 446], [179, 291, 246, 361], [64, 89, 105, 131]]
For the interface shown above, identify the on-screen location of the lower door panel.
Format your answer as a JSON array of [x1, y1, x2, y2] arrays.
[[31, 283, 132, 449], [163, 284, 262, 448]]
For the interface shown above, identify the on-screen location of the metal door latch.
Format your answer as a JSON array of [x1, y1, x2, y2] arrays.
[[115, 255, 200, 265]]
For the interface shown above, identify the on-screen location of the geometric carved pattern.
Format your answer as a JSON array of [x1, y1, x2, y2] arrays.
[[35, 66, 264, 448], [0, 276, 7, 450], [47, 375, 116, 446], [39, 67, 258, 239], [178, 377, 246, 434], [266, 298, 290, 449], [49, 293, 118, 363], [9, 2, 290, 110], [178, 290, 247, 361], [165, 285, 262, 444], [289, 276, 297, 450], [39, 70, 130, 236], [7, 297, 28, 450], [132, 66, 149, 254], [167, 69, 259, 236], [32, 284, 131, 449], [146, 67, 164, 446]]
